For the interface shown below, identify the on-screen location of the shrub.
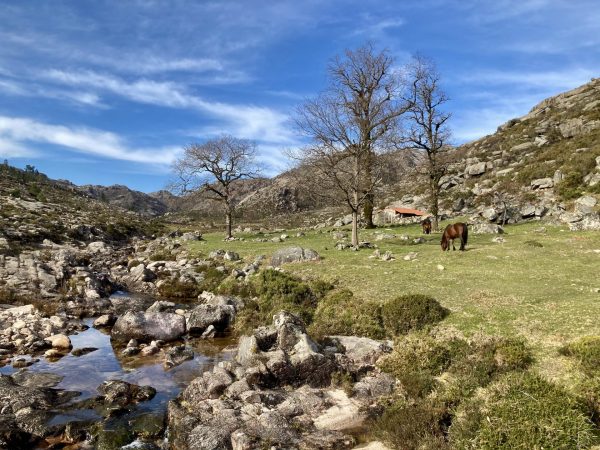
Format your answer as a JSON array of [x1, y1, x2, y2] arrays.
[[381, 294, 449, 336], [556, 171, 584, 200], [196, 265, 228, 292], [449, 372, 599, 449], [309, 289, 385, 340], [560, 335, 600, 376], [373, 398, 450, 450], [217, 277, 257, 298], [379, 332, 465, 399], [448, 337, 532, 397], [577, 376, 600, 425], [157, 278, 201, 299], [524, 240, 543, 248], [233, 269, 333, 334], [149, 251, 176, 261]]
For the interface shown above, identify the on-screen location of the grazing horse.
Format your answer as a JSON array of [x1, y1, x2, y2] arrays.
[[421, 217, 432, 235], [441, 222, 468, 251]]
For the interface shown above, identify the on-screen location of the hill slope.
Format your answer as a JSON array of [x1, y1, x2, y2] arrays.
[[0, 164, 163, 252]]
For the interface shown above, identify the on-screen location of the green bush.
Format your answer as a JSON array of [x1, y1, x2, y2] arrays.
[[577, 376, 600, 425], [233, 269, 333, 334], [560, 335, 600, 376], [149, 251, 176, 261], [373, 398, 449, 450], [196, 265, 228, 292], [157, 278, 201, 299], [556, 171, 584, 200], [381, 294, 449, 336], [449, 372, 599, 449], [524, 240, 543, 248], [309, 289, 385, 340], [380, 333, 532, 402]]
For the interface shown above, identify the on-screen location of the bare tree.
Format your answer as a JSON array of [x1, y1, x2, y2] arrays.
[[295, 44, 409, 244], [403, 56, 451, 231], [170, 135, 259, 239]]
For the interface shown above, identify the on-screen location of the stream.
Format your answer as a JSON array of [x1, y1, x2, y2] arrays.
[[1, 315, 236, 447]]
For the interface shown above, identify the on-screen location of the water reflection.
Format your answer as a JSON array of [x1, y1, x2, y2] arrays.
[[1, 319, 236, 416]]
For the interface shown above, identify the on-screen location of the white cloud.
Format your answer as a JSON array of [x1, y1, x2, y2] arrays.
[[43, 69, 298, 145], [0, 116, 180, 165], [0, 77, 104, 107], [0, 137, 38, 158], [459, 68, 596, 92]]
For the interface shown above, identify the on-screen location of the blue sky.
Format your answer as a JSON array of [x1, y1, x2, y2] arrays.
[[0, 0, 598, 192]]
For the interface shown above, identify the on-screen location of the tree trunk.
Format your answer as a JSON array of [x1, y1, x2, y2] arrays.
[[225, 203, 233, 239], [363, 149, 376, 229], [430, 179, 440, 232], [351, 210, 359, 247], [363, 193, 375, 229]]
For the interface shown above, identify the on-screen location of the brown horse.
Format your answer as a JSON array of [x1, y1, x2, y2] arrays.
[[421, 217, 432, 235], [441, 222, 468, 251]]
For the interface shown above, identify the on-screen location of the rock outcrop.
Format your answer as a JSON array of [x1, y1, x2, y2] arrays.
[[168, 311, 394, 450]]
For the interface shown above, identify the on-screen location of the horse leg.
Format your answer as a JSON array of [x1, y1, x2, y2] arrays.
[[452, 239, 456, 251], [460, 236, 465, 251]]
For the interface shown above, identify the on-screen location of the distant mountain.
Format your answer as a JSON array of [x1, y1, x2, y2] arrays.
[[78, 184, 169, 216]]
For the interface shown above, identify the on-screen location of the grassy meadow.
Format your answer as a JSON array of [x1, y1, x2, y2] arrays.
[[186, 220, 600, 386]]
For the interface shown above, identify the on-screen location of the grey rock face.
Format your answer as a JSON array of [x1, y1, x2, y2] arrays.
[[465, 162, 487, 176], [574, 196, 597, 214], [187, 304, 234, 335], [111, 311, 186, 342], [531, 177, 554, 189], [471, 223, 504, 234], [271, 247, 320, 266]]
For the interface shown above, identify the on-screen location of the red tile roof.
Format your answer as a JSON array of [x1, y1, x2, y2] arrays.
[[387, 207, 427, 216]]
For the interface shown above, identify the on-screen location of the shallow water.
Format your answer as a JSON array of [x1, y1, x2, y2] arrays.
[[1, 318, 236, 427]]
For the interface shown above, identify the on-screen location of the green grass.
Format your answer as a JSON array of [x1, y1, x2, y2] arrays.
[[186, 220, 600, 383]]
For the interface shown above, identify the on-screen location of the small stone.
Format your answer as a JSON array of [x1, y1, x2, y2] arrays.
[[403, 252, 418, 261], [141, 345, 159, 356], [71, 347, 98, 357], [44, 349, 66, 358], [437, 264, 445, 271], [45, 334, 72, 349]]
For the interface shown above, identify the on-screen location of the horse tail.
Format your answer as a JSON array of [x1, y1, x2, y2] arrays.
[[462, 223, 468, 246]]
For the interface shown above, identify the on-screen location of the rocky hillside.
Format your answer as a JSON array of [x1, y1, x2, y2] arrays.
[[0, 164, 163, 254], [78, 184, 169, 216], [434, 77, 600, 220], [167, 78, 599, 226]]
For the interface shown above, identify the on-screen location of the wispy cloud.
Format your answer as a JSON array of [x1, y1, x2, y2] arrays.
[[0, 77, 103, 107], [43, 69, 297, 145], [458, 68, 596, 92], [0, 137, 38, 158], [0, 116, 180, 164]]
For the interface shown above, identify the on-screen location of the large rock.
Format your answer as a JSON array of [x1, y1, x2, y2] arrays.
[[127, 264, 156, 284], [568, 214, 600, 231], [109, 292, 155, 314], [167, 311, 395, 450], [481, 207, 498, 221], [187, 304, 233, 335], [111, 311, 186, 342], [97, 380, 156, 407], [465, 162, 487, 176], [470, 223, 504, 234], [531, 177, 554, 189], [329, 336, 392, 373], [574, 196, 597, 214], [271, 247, 320, 266]]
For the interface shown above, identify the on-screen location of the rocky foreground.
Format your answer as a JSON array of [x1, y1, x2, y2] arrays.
[[168, 311, 394, 449]]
